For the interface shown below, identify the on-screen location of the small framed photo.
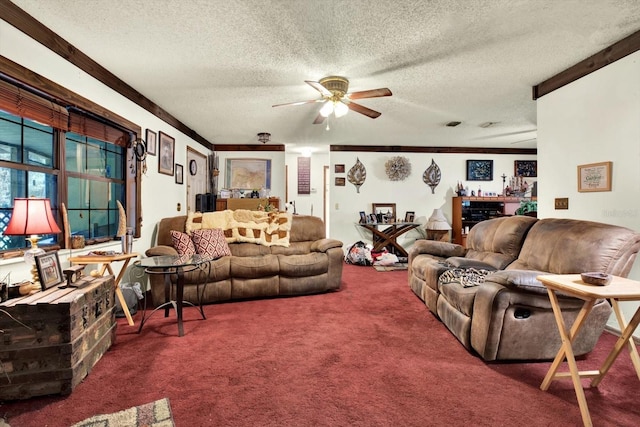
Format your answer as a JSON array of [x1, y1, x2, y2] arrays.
[[335, 164, 345, 173], [359, 211, 367, 224], [35, 252, 64, 291], [335, 177, 346, 186], [146, 129, 157, 156], [466, 160, 493, 181], [578, 161, 612, 192], [175, 163, 184, 184], [369, 213, 377, 223], [372, 203, 396, 222], [158, 131, 175, 176], [515, 160, 537, 177], [404, 211, 415, 222]]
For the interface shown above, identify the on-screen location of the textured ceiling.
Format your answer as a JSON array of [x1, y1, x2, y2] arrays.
[[8, 0, 640, 153]]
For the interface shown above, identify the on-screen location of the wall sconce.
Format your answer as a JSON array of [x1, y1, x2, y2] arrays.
[[257, 132, 271, 144]]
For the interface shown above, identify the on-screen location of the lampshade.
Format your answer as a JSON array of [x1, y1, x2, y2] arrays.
[[4, 198, 61, 236], [319, 101, 334, 117], [4, 198, 61, 286], [425, 208, 451, 231], [334, 101, 349, 117]]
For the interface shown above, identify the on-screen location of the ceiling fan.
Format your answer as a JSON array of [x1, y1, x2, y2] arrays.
[[273, 76, 392, 124]]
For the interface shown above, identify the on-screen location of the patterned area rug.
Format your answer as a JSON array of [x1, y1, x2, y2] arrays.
[[373, 263, 408, 271], [71, 398, 174, 427]]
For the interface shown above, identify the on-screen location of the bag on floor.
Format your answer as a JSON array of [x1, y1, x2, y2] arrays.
[[115, 282, 143, 317], [345, 241, 373, 266]]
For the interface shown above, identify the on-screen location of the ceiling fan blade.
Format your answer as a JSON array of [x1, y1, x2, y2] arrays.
[[272, 99, 324, 108], [346, 101, 382, 119], [305, 80, 332, 97], [312, 113, 326, 124], [348, 88, 392, 100]]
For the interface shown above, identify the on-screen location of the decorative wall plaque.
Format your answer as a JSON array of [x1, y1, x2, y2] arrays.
[[347, 158, 366, 193], [423, 159, 441, 194]]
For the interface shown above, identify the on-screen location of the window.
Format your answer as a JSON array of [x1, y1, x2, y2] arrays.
[[65, 131, 126, 241], [0, 111, 59, 251], [0, 76, 141, 253]]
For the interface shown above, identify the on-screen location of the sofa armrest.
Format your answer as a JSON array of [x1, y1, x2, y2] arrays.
[[145, 245, 179, 257], [408, 240, 467, 259], [487, 269, 549, 295], [311, 238, 343, 253]]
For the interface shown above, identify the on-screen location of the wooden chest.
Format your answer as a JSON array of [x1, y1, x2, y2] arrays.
[[0, 275, 116, 400]]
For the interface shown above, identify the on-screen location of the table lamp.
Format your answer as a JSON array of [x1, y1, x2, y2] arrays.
[[425, 208, 451, 241], [3, 198, 62, 285]]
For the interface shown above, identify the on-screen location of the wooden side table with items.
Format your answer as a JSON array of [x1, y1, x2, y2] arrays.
[[537, 274, 640, 427], [68, 252, 138, 326], [0, 275, 116, 400]]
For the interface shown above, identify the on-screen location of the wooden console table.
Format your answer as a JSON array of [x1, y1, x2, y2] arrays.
[[358, 222, 420, 257], [537, 274, 640, 427], [69, 252, 138, 326]]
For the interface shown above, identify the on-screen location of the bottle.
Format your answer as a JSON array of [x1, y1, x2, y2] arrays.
[[478, 186, 482, 197]]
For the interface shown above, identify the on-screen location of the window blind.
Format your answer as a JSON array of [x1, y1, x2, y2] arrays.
[[68, 111, 128, 147], [0, 79, 69, 130]]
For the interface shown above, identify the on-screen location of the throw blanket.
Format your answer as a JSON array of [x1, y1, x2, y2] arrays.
[[186, 209, 293, 247], [438, 267, 493, 288]]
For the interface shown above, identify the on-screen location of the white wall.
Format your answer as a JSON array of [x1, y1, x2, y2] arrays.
[[0, 20, 209, 282], [328, 151, 537, 251], [537, 50, 640, 335]]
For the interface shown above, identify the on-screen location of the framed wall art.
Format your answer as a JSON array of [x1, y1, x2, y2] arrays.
[[225, 158, 271, 190], [146, 129, 157, 156], [35, 251, 64, 290], [335, 177, 346, 186], [577, 161, 612, 192], [175, 163, 184, 184], [335, 164, 345, 173], [466, 160, 493, 181], [515, 160, 537, 177], [158, 131, 175, 176]]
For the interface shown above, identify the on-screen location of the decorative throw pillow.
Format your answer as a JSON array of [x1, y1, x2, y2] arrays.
[[170, 230, 196, 256], [191, 228, 232, 258]]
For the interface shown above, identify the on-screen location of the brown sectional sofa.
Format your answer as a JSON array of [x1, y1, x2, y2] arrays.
[[145, 214, 344, 305], [408, 216, 640, 361]]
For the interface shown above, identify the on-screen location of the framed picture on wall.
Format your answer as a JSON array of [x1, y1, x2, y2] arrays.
[[158, 131, 175, 176], [226, 158, 271, 190], [515, 160, 537, 177], [175, 163, 184, 184], [466, 160, 493, 181], [146, 129, 157, 156], [577, 161, 612, 192]]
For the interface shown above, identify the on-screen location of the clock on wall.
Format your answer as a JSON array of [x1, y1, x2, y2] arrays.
[[189, 159, 197, 175]]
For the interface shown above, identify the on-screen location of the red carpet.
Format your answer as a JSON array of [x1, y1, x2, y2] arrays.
[[1, 264, 639, 426]]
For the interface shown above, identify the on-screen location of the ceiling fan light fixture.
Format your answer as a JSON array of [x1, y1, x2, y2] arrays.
[[334, 101, 349, 118], [319, 101, 334, 118], [257, 132, 271, 144]]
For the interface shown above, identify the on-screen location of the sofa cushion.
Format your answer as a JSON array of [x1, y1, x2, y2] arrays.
[[170, 230, 195, 256], [229, 254, 279, 278], [191, 228, 231, 258], [438, 281, 478, 317], [508, 218, 640, 276], [278, 253, 328, 277], [465, 216, 537, 269]]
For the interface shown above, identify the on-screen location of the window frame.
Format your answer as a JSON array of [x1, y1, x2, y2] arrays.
[[0, 68, 142, 252]]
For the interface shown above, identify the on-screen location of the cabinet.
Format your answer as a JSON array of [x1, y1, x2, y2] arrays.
[[451, 196, 524, 246], [215, 197, 280, 211]]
